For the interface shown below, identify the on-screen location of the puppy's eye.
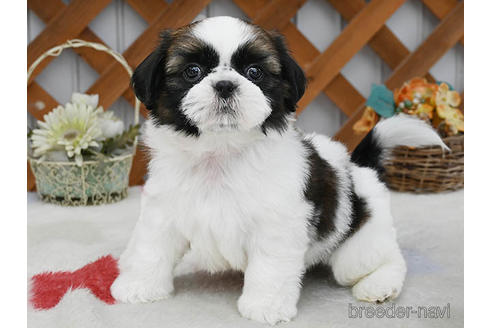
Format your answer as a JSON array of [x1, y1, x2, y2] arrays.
[[183, 65, 202, 82], [245, 65, 263, 82]]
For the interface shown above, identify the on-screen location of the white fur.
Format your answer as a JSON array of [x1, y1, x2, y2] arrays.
[[192, 17, 256, 66], [112, 17, 420, 325], [375, 114, 449, 150], [113, 122, 313, 325]]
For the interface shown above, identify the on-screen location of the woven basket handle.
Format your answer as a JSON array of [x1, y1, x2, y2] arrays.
[[27, 39, 140, 125]]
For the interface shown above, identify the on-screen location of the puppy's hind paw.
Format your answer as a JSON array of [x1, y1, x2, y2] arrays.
[[351, 269, 403, 303], [237, 295, 297, 325], [110, 272, 173, 304]]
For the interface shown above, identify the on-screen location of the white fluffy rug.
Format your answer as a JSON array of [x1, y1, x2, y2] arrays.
[[27, 187, 463, 328]]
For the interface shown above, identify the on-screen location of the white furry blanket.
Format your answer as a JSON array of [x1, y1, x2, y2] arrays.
[[27, 187, 463, 328]]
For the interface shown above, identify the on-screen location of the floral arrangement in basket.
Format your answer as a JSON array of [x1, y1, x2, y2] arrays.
[[27, 39, 140, 206], [353, 77, 464, 193], [28, 93, 138, 166], [353, 77, 464, 137]]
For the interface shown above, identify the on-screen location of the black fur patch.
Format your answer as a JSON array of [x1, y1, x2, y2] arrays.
[[346, 189, 370, 236], [270, 35, 306, 112], [131, 31, 220, 137], [230, 33, 306, 134], [302, 140, 339, 239], [350, 130, 384, 180], [156, 41, 220, 136]]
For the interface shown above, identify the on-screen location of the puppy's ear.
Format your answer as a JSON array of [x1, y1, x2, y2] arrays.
[[132, 31, 172, 110], [271, 33, 306, 111]]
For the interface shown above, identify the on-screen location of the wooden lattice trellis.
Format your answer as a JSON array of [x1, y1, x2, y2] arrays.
[[27, 0, 464, 191]]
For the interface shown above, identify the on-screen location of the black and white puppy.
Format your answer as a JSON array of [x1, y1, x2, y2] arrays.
[[111, 16, 446, 325]]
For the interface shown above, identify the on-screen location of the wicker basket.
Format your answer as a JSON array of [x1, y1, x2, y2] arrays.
[[28, 39, 140, 206], [383, 135, 463, 193]]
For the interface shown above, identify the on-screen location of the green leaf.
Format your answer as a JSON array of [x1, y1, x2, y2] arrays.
[[99, 124, 140, 156], [366, 84, 395, 118]]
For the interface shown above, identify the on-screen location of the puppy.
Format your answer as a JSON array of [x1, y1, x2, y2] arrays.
[[111, 16, 446, 325]]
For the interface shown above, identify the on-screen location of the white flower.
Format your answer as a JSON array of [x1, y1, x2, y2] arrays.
[[31, 101, 102, 166], [71, 92, 99, 109], [29, 92, 128, 164], [97, 111, 124, 139]]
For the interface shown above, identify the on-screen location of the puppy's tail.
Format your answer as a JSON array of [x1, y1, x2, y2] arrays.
[[350, 114, 448, 179]]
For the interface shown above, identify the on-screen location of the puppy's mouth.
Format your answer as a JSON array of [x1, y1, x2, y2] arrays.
[[215, 96, 239, 113], [208, 102, 240, 132], [214, 111, 238, 129], [208, 122, 239, 132], [216, 104, 236, 115], [211, 96, 240, 122]]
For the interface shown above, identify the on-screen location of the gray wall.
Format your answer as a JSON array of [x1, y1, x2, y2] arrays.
[[28, 0, 464, 136]]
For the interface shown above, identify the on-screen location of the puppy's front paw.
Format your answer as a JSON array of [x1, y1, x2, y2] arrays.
[[110, 272, 173, 304], [237, 294, 297, 325]]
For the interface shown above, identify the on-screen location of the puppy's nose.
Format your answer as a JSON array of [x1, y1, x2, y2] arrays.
[[214, 80, 237, 99]]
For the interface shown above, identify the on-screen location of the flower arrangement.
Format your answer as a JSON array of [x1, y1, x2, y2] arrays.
[[354, 78, 464, 137], [27, 40, 140, 205], [28, 93, 139, 166]]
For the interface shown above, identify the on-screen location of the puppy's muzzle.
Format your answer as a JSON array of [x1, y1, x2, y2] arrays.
[[214, 80, 238, 99]]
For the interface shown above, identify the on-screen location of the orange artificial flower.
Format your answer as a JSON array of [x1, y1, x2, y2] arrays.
[[435, 83, 463, 134], [353, 106, 378, 134], [414, 103, 434, 120], [394, 77, 437, 106]]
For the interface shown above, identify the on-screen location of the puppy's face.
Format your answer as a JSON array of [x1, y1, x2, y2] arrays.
[[132, 16, 306, 136]]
